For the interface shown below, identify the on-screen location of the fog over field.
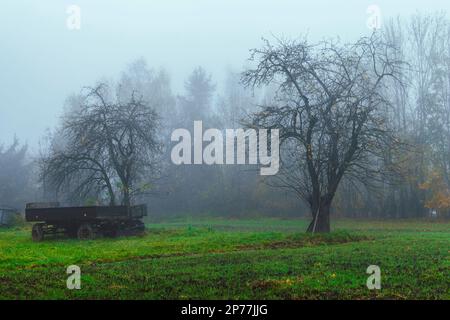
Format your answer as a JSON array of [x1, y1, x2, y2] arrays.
[[0, 1, 449, 303], [1, 0, 447, 147]]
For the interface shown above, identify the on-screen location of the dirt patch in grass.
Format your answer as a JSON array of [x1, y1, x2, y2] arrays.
[[237, 231, 371, 250], [81, 232, 372, 266]]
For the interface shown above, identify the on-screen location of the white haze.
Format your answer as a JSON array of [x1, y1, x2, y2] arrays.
[[1, 0, 449, 149]]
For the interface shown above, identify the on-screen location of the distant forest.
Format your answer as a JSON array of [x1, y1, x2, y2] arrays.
[[2, 13, 450, 220]]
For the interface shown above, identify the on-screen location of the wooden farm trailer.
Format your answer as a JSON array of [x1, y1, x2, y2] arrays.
[[25, 202, 147, 241]]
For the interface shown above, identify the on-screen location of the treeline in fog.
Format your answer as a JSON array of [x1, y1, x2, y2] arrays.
[[1, 13, 450, 221]]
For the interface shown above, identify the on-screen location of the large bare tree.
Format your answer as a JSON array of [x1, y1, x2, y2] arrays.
[[41, 83, 162, 206], [242, 34, 405, 232]]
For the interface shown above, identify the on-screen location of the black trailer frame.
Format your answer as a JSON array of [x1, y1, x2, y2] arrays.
[[25, 203, 147, 241]]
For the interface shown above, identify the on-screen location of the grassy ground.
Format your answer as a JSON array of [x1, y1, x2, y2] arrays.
[[0, 218, 448, 299]]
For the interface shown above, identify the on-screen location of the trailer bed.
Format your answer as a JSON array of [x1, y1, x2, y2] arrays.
[[25, 205, 146, 222]]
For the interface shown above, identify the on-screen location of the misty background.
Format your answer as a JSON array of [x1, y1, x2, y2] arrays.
[[2, 0, 445, 147], [1, 1, 450, 219]]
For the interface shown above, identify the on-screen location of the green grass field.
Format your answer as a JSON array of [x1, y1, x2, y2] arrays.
[[0, 218, 448, 299]]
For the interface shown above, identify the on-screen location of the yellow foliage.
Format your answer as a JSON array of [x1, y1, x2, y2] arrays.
[[419, 170, 450, 213]]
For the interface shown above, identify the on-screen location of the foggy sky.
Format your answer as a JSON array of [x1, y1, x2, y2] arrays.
[[1, 0, 449, 150]]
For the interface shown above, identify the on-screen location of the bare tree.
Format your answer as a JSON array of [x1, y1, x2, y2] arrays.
[[242, 34, 405, 232], [41, 83, 162, 207]]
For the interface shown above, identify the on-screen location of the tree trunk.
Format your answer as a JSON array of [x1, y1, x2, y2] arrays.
[[122, 186, 131, 207], [306, 202, 331, 233], [107, 185, 116, 206]]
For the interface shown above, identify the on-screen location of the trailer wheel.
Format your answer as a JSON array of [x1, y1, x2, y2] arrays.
[[77, 224, 95, 240], [134, 220, 146, 235], [32, 223, 44, 242]]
